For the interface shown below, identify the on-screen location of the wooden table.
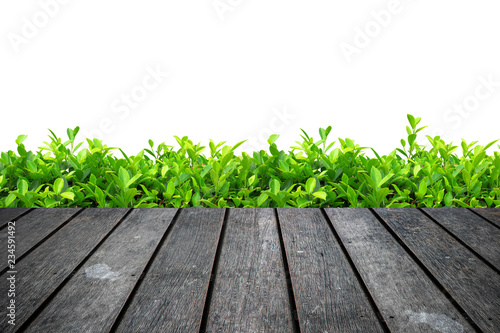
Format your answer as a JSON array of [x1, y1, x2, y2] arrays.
[[1, 208, 499, 332]]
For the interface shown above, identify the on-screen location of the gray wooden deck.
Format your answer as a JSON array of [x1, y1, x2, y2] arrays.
[[0, 208, 499, 333]]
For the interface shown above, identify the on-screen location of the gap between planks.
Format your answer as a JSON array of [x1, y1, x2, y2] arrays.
[[14, 209, 134, 332]]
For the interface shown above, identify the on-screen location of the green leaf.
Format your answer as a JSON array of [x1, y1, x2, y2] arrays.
[[413, 165, 421, 177], [257, 193, 268, 207], [201, 199, 218, 208], [378, 173, 394, 188], [124, 188, 138, 205], [201, 164, 213, 178], [166, 181, 175, 199], [184, 189, 192, 203], [278, 160, 289, 172], [452, 199, 470, 208], [161, 165, 169, 178], [118, 167, 130, 188], [270, 179, 280, 195], [61, 192, 75, 201], [15, 134, 28, 145], [192, 192, 201, 206], [437, 189, 444, 203], [26, 160, 38, 173], [95, 187, 106, 205], [118, 148, 132, 164], [483, 139, 499, 151], [416, 180, 427, 199], [462, 169, 471, 185], [231, 140, 246, 152], [313, 191, 326, 200], [126, 174, 142, 188], [267, 134, 280, 145], [444, 192, 453, 206], [210, 169, 219, 185], [407, 114, 416, 129], [248, 175, 257, 187], [370, 167, 382, 188], [306, 178, 316, 195], [5, 193, 17, 207], [67, 128, 75, 140], [231, 196, 241, 207], [408, 134, 417, 147], [319, 127, 332, 141], [297, 197, 310, 208], [347, 186, 358, 206], [269, 144, 279, 156], [53, 178, 64, 195]]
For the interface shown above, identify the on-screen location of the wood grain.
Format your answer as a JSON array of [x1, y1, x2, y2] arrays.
[[470, 208, 500, 228], [115, 208, 225, 333], [206, 209, 293, 333], [24, 209, 178, 333], [326, 208, 474, 332], [277, 208, 385, 333], [0, 208, 31, 229], [0, 208, 129, 332], [2, 208, 498, 332], [375, 208, 500, 333], [423, 208, 500, 271], [0, 208, 82, 272]]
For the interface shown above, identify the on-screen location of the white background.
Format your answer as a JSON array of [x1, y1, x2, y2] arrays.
[[1, 0, 499, 157]]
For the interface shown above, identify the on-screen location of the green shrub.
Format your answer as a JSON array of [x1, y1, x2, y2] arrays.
[[1, 115, 499, 208]]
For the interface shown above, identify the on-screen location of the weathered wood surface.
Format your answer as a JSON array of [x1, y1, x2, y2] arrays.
[[470, 208, 500, 228], [1, 208, 499, 333], [0, 208, 81, 273], [375, 208, 500, 333], [325, 208, 474, 332], [25, 209, 178, 333], [423, 208, 500, 271], [0, 208, 129, 332], [0, 208, 31, 229], [115, 209, 225, 333], [278, 208, 386, 333], [206, 209, 294, 333]]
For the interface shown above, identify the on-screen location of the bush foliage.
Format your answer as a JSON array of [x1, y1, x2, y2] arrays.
[[1, 115, 499, 208]]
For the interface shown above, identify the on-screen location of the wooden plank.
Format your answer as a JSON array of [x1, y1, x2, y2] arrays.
[[24, 209, 178, 333], [325, 208, 474, 332], [0, 208, 81, 272], [470, 208, 500, 228], [277, 208, 385, 333], [115, 208, 225, 333], [206, 209, 293, 332], [423, 208, 500, 271], [0, 208, 129, 332], [0, 208, 31, 229], [374, 208, 500, 332]]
